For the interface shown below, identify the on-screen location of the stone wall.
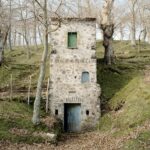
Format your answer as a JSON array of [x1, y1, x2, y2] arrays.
[[49, 18, 101, 131]]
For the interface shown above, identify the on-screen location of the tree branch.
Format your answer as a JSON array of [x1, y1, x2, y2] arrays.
[[34, 0, 44, 11]]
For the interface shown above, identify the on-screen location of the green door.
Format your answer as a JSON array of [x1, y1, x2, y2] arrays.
[[68, 32, 77, 48]]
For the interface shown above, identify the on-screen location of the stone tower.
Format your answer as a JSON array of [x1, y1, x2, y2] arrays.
[[50, 18, 101, 132]]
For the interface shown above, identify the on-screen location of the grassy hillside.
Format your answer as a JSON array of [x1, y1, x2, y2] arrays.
[[0, 41, 150, 148], [0, 46, 50, 100], [0, 101, 49, 143], [0, 46, 51, 143], [97, 41, 150, 149]]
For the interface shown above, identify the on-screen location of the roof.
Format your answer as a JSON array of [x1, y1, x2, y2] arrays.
[[51, 17, 96, 22]]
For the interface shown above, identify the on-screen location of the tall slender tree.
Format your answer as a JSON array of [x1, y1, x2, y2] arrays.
[[8, 0, 12, 51], [129, 0, 138, 46], [0, 30, 3, 66], [32, 0, 49, 125]]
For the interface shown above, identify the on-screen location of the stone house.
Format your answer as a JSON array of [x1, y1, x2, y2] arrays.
[[49, 18, 101, 132]]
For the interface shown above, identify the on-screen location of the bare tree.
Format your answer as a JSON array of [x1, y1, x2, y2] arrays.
[[32, 0, 63, 125], [100, 0, 115, 65], [32, 0, 49, 125], [129, 0, 138, 46], [0, 0, 9, 65]]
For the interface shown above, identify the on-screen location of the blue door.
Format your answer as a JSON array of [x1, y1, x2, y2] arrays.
[[64, 104, 81, 132]]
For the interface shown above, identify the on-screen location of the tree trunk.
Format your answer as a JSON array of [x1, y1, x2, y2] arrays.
[[100, 0, 115, 65], [148, 32, 150, 44], [18, 33, 21, 46], [3, 29, 9, 49], [0, 31, 4, 66], [141, 27, 147, 42], [24, 33, 31, 59], [32, 0, 49, 125], [131, 24, 136, 46], [130, 0, 137, 46], [120, 24, 124, 41], [102, 24, 114, 65], [33, 1, 38, 50], [8, 0, 12, 51], [13, 31, 16, 46], [8, 30, 12, 50], [38, 25, 43, 44]]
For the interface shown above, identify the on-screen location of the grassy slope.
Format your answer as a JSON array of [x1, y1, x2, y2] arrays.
[[0, 41, 150, 147], [0, 46, 50, 102], [0, 46, 50, 143], [0, 101, 49, 143], [0, 45, 49, 90], [97, 41, 150, 149]]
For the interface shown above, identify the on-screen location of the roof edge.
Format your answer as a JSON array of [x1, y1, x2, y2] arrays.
[[51, 17, 96, 21]]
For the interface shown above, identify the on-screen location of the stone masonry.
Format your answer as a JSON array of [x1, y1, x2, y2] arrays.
[[49, 18, 101, 131]]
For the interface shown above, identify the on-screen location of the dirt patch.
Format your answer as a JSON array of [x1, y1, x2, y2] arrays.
[[9, 128, 29, 136]]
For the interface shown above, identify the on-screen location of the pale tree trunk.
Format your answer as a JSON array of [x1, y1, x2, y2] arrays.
[[0, 30, 3, 66], [141, 27, 147, 42], [8, 0, 12, 51], [32, 0, 49, 125], [139, 5, 147, 43], [100, 0, 115, 65], [131, 20, 136, 46], [24, 32, 31, 59], [130, 0, 137, 46], [18, 33, 21, 46], [8, 30, 12, 50], [38, 25, 43, 44], [33, 1, 38, 50], [120, 24, 124, 41], [147, 30, 150, 44], [19, 0, 31, 58], [13, 31, 16, 46]]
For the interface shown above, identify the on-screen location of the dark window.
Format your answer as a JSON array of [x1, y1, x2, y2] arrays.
[[81, 72, 90, 83], [86, 110, 89, 116], [55, 109, 58, 115], [68, 32, 77, 48]]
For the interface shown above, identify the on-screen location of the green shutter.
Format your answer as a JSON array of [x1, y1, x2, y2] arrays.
[[68, 32, 77, 48]]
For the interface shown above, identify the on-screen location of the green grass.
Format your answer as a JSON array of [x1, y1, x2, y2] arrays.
[[0, 101, 49, 143], [0, 45, 50, 90], [0, 45, 60, 144]]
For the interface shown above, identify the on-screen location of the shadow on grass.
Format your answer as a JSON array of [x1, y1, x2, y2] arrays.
[[97, 58, 138, 114]]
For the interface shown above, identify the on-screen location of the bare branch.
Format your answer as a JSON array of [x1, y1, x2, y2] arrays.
[[34, 0, 44, 10]]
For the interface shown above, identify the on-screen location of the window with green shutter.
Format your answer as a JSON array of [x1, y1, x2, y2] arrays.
[[68, 32, 77, 48]]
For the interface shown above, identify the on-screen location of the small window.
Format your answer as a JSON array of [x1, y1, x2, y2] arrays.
[[68, 32, 77, 48], [86, 110, 89, 116], [55, 109, 58, 115], [81, 72, 90, 83]]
